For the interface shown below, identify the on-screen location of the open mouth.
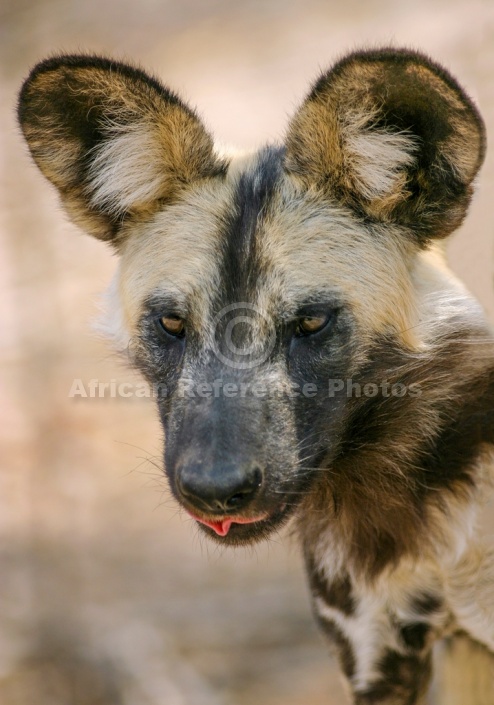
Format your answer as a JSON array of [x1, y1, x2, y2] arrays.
[[188, 511, 270, 536]]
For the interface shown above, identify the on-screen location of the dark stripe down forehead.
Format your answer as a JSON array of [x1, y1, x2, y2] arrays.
[[217, 146, 284, 306]]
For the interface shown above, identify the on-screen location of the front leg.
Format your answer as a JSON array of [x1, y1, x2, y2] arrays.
[[306, 555, 435, 704]]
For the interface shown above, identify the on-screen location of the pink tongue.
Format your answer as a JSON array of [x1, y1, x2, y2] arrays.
[[190, 513, 266, 536], [199, 517, 233, 536]]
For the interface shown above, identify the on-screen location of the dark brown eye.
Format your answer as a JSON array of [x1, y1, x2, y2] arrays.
[[297, 315, 330, 336], [159, 315, 185, 337]]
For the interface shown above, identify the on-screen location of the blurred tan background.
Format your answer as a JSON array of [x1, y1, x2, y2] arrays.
[[1, 1, 493, 703]]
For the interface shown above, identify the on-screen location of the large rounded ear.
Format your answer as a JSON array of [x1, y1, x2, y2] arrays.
[[285, 48, 486, 244], [18, 55, 225, 244]]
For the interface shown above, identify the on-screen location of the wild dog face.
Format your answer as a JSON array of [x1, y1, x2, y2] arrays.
[[19, 50, 486, 548]]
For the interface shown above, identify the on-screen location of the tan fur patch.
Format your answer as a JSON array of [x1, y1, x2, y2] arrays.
[[116, 178, 235, 335], [256, 177, 420, 350]]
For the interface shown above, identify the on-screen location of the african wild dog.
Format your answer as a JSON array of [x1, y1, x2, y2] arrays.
[[19, 48, 494, 703]]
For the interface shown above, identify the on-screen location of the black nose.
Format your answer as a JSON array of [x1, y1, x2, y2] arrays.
[[177, 463, 263, 514]]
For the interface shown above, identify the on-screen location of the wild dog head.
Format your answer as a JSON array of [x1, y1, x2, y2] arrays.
[[19, 49, 485, 546]]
